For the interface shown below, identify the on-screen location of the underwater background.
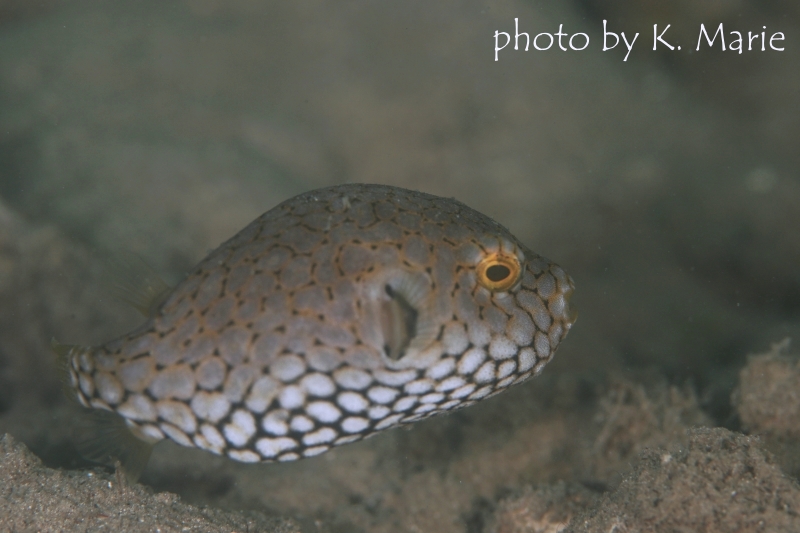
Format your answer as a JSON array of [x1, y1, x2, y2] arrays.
[[1, 0, 799, 531]]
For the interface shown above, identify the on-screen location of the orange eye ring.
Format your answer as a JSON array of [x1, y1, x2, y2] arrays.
[[476, 253, 522, 292]]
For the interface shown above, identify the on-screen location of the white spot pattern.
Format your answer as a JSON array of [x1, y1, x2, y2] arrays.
[[341, 417, 369, 433], [262, 410, 289, 436], [301, 373, 336, 397], [306, 401, 342, 423], [333, 367, 372, 390], [223, 409, 256, 447], [190, 391, 231, 423], [473, 361, 496, 384], [457, 348, 485, 375], [404, 379, 434, 395], [290, 415, 314, 432], [426, 358, 456, 380], [303, 427, 337, 446], [367, 386, 399, 404], [337, 391, 368, 413], [278, 385, 305, 409], [271, 354, 307, 382], [256, 437, 297, 458]]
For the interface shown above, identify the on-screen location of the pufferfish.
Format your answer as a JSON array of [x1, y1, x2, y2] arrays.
[[55, 183, 575, 481]]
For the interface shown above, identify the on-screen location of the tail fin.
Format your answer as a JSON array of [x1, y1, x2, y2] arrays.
[[51, 338, 85, 405], [73, 408, 155, 484], [51, 338, 154, 483]]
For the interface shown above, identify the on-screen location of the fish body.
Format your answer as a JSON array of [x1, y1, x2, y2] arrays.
[[61, 184, 575, 472]]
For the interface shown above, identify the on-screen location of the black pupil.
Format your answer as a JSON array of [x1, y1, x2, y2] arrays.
[[486, 264, 511, 282]]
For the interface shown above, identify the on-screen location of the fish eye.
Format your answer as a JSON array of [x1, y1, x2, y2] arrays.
[[476, 253, 522, 291]]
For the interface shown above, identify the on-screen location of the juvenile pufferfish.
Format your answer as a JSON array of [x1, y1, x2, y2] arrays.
[[56, 184, 575, 480]]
